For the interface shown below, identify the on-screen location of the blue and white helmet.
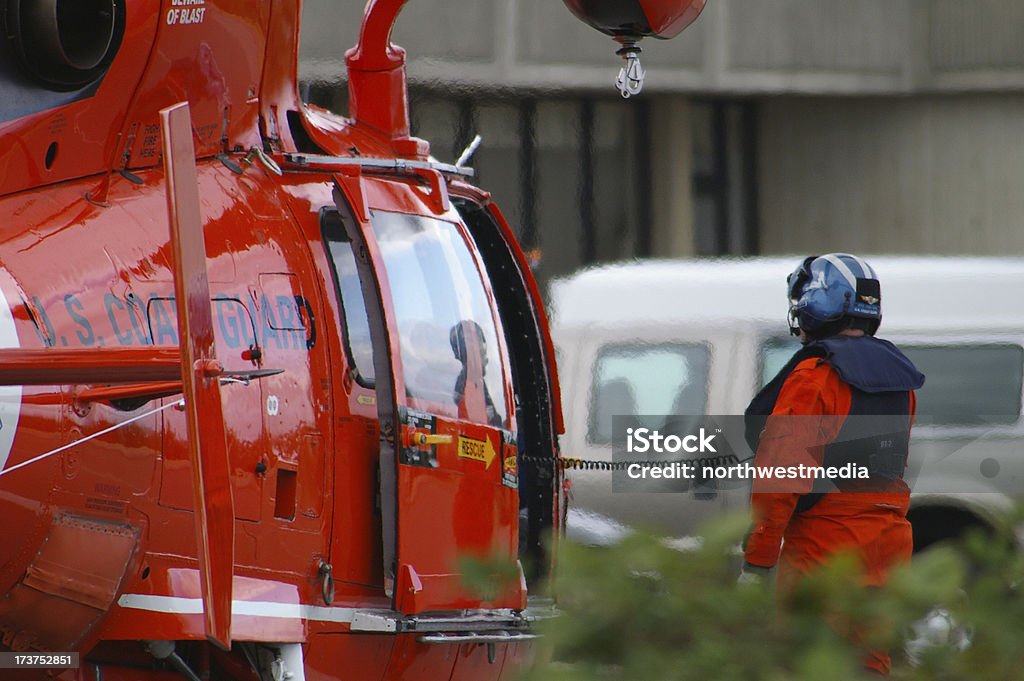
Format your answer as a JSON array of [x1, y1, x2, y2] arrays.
[[787, 253, 882, 335]]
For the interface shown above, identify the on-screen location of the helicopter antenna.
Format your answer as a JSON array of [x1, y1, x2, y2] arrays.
[[455, 134, 482, 167]]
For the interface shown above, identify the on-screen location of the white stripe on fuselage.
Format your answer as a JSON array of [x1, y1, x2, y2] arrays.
[[0, 270, 22, 472], [117, 594, 361, 623]]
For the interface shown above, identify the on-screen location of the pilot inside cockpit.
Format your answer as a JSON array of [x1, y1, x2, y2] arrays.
[[449, 320, 501, 427]]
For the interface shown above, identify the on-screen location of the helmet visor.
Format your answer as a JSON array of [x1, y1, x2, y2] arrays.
[[786, 255, 818, 334]]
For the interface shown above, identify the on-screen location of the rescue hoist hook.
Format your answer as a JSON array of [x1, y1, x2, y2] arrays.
[[615, 39, 645, 98]]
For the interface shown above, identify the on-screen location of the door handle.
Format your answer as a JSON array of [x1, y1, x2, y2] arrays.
[[412, 433, 453, 447], [401, 425, 454, 449]]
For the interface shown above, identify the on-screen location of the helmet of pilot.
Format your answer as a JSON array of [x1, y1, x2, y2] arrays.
[[450, 319, 488, 364], [786, 253, 882, 340]]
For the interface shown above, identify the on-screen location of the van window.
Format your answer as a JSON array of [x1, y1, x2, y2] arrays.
[[760, 337, 801, 387], [902, 344, 1023, 427], [759, 339, 1024, 427], [587, 344, 710, 444]]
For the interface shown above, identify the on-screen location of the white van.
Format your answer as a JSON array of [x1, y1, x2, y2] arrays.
[[549, 257, 1024, 549]]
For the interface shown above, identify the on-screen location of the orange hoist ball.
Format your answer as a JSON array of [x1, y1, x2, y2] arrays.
[[562, 0, 706, 40]]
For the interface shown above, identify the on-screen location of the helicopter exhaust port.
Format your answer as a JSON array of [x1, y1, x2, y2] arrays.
[[4, 0, 124, 90]]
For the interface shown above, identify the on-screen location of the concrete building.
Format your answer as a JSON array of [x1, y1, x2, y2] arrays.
[[299, 0, 1024, 285]]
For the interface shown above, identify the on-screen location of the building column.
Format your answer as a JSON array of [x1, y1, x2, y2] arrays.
[[649, 95, 695, 257]]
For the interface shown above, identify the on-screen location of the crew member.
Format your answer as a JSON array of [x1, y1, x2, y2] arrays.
[[741, 253, 925, 675], [450, 319, 501, 427]]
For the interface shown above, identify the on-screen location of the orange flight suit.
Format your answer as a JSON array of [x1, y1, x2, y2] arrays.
[[744, 356, 917, 675]]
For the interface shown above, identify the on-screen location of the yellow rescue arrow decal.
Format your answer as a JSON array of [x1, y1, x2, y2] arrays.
[[457, 434, 497, 469]]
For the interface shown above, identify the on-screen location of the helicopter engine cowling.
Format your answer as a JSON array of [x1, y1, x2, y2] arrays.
[[3, 0, 125, 90]]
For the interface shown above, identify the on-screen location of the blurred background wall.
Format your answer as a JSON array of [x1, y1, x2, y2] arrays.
[[298, 0, 1024, 285]]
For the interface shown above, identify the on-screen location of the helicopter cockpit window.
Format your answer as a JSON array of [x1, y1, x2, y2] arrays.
[[369, 210, 507, 424], [322, 209, 375, 387]]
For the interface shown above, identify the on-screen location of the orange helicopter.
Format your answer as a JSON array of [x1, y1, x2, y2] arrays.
[[0, 1, 704, 679]]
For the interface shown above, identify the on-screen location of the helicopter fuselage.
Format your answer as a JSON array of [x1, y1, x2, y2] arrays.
[[0, 1, 560, 679]]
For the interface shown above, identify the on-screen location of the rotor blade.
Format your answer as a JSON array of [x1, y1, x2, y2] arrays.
[[77, 381, 184, 404], [0, 347, 180, 385], [161, 102, 234, 650], [75, 369, 285, 405]]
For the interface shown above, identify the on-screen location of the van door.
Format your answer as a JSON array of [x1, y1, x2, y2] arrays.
[[336, 189, 521, 614]]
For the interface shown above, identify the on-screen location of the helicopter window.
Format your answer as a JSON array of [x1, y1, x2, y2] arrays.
[[369, 210, 507, 424], [321, 209, 376, 388]]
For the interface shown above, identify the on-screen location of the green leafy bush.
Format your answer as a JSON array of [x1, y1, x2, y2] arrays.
[[518, 511, 1024, 681]]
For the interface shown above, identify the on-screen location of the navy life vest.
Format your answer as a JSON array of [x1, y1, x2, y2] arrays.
[[745, 336, 925, 513]]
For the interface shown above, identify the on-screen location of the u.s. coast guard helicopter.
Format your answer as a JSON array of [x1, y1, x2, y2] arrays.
[[0, 0, 704, 678]]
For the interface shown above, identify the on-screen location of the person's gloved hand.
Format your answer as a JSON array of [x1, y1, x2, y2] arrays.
[[737, 562, 772, 586]]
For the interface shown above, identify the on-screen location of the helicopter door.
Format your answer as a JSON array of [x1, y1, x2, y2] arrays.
[[338, 199, 521, 613]]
